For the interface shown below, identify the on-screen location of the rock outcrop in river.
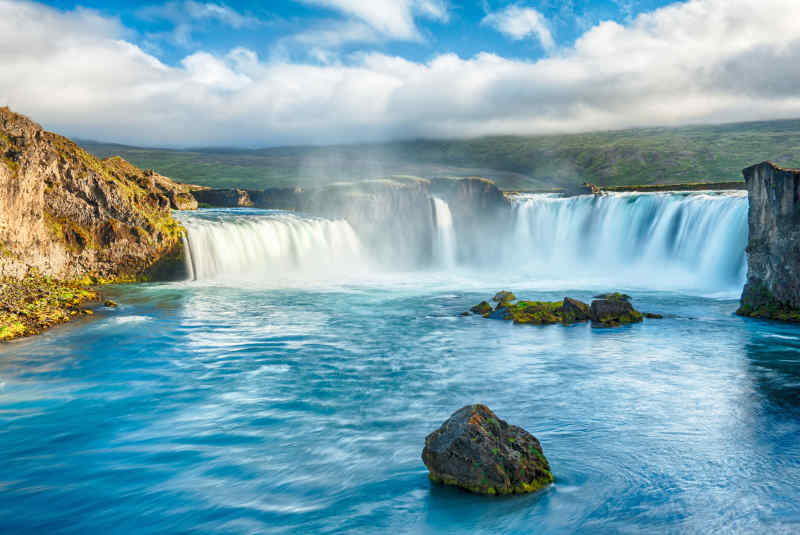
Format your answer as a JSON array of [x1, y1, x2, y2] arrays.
[[467, 292, 644, 327], [738, 162, 800, 322], [422, 404, 553, 495], [0, 107, 191, 281]]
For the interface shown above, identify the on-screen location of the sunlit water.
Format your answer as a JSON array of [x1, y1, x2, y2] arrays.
[[1, 198, 799, 534]]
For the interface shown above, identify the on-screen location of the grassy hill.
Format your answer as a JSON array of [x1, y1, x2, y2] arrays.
[[80, 119, 800, 191]]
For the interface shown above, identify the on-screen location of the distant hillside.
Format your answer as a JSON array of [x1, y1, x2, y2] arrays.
[[81, 119, 800, 191]]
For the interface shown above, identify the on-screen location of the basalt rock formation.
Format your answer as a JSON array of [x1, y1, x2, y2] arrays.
[[737, 162, 800, 322], [422, 404, 553, 496], [0, 107, 191, 282], [192, 187, 254, 208]]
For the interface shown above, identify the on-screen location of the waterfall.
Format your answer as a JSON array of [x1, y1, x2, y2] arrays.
[[432, 197, 457, 268], [178, 210, 364, 281], [506, 191, 748, 290], [176, 191, 748, 292]]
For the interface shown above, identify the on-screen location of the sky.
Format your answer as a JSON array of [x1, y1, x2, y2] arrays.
[[1, 0, 799, 147]]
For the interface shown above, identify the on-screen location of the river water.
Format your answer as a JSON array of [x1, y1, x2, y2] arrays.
[[1, 193, 798, 534]]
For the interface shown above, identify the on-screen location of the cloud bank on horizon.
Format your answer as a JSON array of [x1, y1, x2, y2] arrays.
[[1, 0, 799, 147]]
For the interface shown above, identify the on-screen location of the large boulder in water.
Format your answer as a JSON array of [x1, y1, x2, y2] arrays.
[[422, 404, 554, 495], [590, 294, 643, 327], [470, 301, 493, 316]]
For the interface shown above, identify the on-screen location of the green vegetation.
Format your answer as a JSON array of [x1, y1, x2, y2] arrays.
[[0, 270, 99, 341], [80, 118, 800, 191], [505, 300, 565, 324]]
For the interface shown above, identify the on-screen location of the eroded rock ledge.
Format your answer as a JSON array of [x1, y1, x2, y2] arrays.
[[738, 161, 800, 322]]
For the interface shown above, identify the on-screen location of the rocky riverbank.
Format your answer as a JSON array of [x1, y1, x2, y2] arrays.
[[0, 270, 102, 341], [0, 107, 195, 340]]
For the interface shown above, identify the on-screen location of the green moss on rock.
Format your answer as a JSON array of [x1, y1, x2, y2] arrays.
[[422, 405, 553, 496], [470, 301, 493, 316], [737, 281, 800, 322], [0, 269, 100, 342], [507, 300, 563, 324]]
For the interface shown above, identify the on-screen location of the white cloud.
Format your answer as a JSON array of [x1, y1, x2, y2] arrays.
[[296, 0, 449, 40], [2, 0, 800, 148], [482, 4, 555, 50]]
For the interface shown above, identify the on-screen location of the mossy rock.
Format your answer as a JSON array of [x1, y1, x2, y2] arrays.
[[422, 405, 553, 496], [470, 301, 493, 316], [492, 291, 516, 303], [506, 300, 563, 325], [737, 280, 800, 323], [0, 269, 100, 341], [142, 239, 189, 282], [593, 292, 631, 302], [561, 297, 591, 324], [590, 298, 643, 327], [473, 295, 594, 326]]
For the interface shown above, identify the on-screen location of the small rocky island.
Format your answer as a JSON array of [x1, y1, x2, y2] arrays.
[[468, 291, 645, 328], [422, 404, 553, 495], [738, 161, 800, 322]]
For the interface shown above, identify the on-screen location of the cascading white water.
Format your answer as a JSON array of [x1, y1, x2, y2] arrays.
[[178, 210, 364, 281], [432, 197, 457, 268], [176, 191, 748, 292], [506, 191, 748, 290]]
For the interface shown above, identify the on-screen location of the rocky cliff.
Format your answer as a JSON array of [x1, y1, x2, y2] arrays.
[[0, 107, 192, 281], [738, 161, 800, 321]]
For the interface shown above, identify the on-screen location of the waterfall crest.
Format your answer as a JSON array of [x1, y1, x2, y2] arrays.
[[177, 191, 748, 291], [506, 192, 748, 290], [179, 210, 364, 281]]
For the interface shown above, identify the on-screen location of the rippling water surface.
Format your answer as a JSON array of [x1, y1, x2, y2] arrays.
[[2, 277, 799, 534], [2, 201, 799, 533]]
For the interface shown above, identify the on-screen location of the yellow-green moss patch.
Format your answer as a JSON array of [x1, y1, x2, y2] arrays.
[[0, 270, 100, 341]]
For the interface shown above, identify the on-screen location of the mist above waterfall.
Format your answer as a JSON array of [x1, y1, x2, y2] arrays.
[[177, 191, 747, 294]]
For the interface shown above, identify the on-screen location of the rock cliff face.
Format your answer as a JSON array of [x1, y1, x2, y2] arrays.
[[0, 107, 191, 281], [192, 188, 254, 208], [738, 161, 800, 321]]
